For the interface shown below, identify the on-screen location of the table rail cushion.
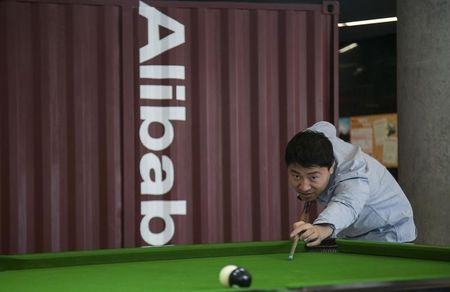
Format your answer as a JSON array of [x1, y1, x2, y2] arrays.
[[336, 239, 450, 261], [0, 240, 293, 271]]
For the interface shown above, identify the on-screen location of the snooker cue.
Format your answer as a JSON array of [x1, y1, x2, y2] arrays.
[[288, 201, 312, 260]]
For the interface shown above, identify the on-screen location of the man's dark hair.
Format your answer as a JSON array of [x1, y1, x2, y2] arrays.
[[285, 130, 334, 168]]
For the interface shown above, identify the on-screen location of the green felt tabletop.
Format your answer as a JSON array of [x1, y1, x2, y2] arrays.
[[1, 240, 450, 291]]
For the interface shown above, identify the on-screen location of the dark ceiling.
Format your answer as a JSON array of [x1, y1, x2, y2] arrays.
[[338, 0, 396, 43], [338, 0, 397, 117], [339, 0, 396, 22]]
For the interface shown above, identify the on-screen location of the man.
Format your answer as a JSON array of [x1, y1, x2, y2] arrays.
[[286, 121, 416, 247]]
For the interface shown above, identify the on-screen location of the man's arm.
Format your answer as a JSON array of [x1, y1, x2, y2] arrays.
[[313, 177, 371, 238]]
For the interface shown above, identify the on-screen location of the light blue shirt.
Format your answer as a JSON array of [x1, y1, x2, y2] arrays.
[[310, 121, 417, 242]]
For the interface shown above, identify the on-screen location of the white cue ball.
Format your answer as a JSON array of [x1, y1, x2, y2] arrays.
[[219, 265, 238, 287]]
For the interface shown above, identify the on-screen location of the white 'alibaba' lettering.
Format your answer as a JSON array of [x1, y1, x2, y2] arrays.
[[138, 1, 187, 247]]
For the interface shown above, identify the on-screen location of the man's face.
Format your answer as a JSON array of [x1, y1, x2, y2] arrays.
[[287, 163, 334, 201]]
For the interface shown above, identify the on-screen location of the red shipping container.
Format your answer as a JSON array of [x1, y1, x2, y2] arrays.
[[0, 0, 338, 253]]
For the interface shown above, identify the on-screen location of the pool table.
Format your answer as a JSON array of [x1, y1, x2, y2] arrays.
[[1, 239, 450, 291]]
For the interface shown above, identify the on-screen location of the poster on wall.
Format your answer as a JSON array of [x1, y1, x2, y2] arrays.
[[348, 113, 398, 168]]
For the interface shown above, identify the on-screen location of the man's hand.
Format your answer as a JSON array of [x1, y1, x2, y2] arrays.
[[290, 221, 333, 247]]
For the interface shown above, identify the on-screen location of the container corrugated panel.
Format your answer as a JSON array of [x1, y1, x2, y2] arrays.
[[137, 1, 338, 247], [0, 0, 138, 254], [0, 0, 338, 254]]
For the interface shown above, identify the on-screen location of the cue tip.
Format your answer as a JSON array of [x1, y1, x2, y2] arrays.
[[288, 235, 300, 261]]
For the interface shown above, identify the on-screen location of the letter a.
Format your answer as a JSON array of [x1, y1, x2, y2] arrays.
[[139, 1, 185, 63]]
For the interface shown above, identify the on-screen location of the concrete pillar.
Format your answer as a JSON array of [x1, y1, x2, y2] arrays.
[[397, 0, 450, 245]]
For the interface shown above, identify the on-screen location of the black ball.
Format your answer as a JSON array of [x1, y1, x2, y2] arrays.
[[229, 267, 252, 288], [219, 265, 252, 288]]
